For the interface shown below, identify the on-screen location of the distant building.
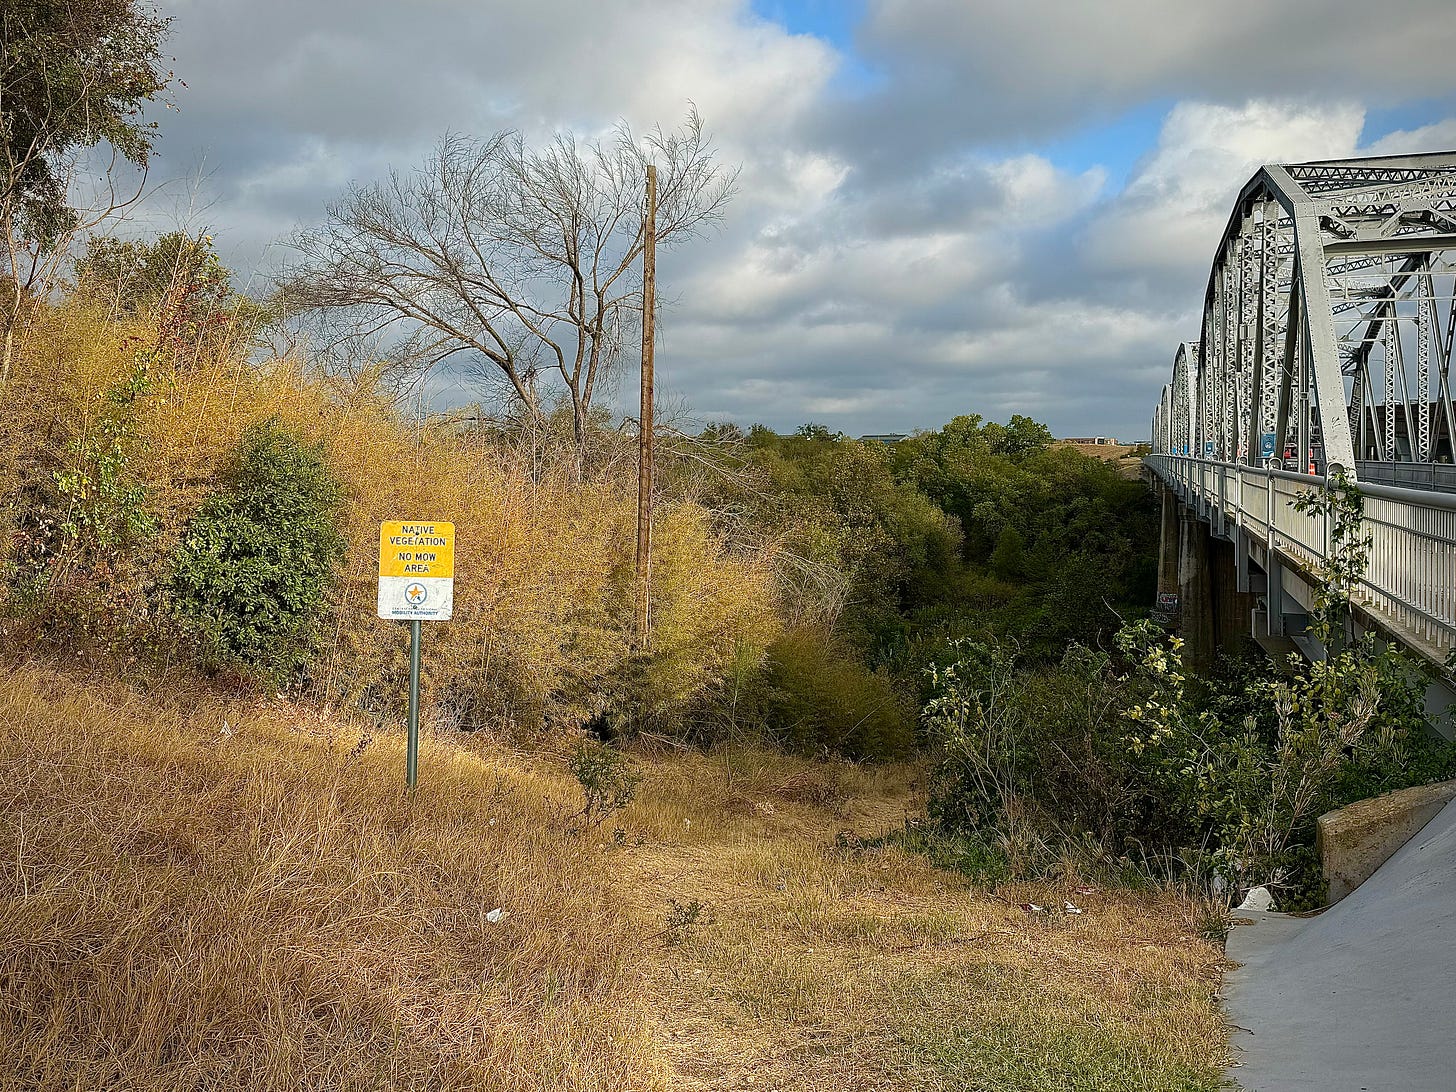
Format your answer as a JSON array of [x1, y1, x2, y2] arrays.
[[1062, 436, 1120, 446], [859, 433, 908, 445]]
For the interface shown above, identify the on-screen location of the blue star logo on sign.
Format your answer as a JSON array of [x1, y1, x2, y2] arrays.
[[405, 582, 428, 607]]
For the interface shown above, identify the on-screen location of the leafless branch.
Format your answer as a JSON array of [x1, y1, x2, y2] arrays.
[[281, 108, 737, 471]]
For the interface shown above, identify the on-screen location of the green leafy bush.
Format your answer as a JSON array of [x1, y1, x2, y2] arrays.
[[1130, 473, 1454, 903], [169, 421, 346, 684], [922, 639, 1184, 854], [924, 473, 1456, 903], [1115, 618, 1454, 906], [755, 627, 914, 760]]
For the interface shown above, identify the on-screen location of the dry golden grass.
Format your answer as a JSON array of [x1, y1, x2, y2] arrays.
[[0, 298, 778, 733], [620, 752, 1232, 1091], [0, 660, 1229, 1091], [0, 659, 667, 1091]]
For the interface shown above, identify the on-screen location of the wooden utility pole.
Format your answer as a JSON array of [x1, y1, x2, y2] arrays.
[[634, 164, 658, 650]]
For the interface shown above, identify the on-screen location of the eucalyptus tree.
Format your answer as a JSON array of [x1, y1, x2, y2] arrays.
[[284, 111, 735, 465]]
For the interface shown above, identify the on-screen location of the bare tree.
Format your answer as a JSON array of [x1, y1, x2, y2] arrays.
[[282, 110, 735, 466]]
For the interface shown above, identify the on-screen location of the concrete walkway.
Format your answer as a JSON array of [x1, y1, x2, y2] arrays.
[[1224, 799, 1456, 1091]]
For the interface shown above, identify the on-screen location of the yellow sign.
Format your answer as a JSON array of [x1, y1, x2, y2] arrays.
[[379, 521, 455, 578], [378, 521, 455, 621]]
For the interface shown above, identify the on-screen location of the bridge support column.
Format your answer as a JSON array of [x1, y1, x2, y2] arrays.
[[1263, 556, 1285, 638], [1210, 536, 1257, 654], [1157, 484, 1180, 596], [1178, 510, 1216, 673]]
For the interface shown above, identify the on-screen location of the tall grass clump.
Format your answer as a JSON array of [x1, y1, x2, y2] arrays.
[[0, 304, 167, 651], [755, 626, 915, 760]]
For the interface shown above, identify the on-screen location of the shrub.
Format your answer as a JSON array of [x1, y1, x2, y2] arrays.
[[755, 627, 914, 761], [922, 471, 1456, 903], [51, 358, 158, 554], [169, 421, 346, 684], [924, 625, 1453, 901], [922, 639, 1180, 853], [0, 298, 779, 735], [1118, 473, 1456, 902], [567, 738, 643, 825], [1116, 619, 1450, 906]]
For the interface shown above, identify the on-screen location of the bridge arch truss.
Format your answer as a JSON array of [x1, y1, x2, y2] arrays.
[[1152, 152, 1456, 480], [1147, 152, 1456, 683]]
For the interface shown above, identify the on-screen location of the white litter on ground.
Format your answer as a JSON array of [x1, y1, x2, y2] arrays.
[[1237, 886, 1275, 912]]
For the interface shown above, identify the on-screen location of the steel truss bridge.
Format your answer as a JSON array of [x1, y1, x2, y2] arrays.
[[1146, 152, 1456, 718]]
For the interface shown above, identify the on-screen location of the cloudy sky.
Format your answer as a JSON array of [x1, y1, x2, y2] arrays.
[[144, 0, 1456, 440]]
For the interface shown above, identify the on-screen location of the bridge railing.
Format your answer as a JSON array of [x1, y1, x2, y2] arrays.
[[1146, 455, 1456, 659], [1354, 462, 1456, 493]]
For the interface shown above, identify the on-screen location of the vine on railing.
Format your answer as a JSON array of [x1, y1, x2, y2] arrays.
[[1290, 468, 1371, 649]]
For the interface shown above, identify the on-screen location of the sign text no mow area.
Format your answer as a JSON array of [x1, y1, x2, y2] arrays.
[[378, 521, 455, 621]]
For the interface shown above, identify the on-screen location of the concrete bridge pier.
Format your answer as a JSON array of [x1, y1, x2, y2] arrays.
[[1157, 483, 1180, 596], [1154, 481, 1256, 672], [1210, 536, 1258, 656], [1177, 509, 1216, 673]]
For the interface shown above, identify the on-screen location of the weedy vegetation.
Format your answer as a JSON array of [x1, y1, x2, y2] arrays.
[[921, 471, 1456, 910]]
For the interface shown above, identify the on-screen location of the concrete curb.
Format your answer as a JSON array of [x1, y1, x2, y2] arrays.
[[1317, 779, 1456, 903]]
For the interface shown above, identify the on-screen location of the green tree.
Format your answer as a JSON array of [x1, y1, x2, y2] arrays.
[[892, 415, 1156, 657], [75, 231, 228, 314], [744, 426, 962, 626], [984, 414, 1055, 460], [1, 0, 173, 377], [988, 525, 1025, 581], [75, 231, 268, 359]]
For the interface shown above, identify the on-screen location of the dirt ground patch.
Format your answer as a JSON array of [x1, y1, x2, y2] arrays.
[[0, 664, 1228, 1091]]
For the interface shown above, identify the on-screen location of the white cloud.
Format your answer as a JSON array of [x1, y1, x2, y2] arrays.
[[1364, 119, 1456, 157], [154, 0, 837, 262], [853, 0, 1456, 147], [987, 155, 1107, 223], [135, 1, 1456, 441], [1082, 100, 1365, 278]]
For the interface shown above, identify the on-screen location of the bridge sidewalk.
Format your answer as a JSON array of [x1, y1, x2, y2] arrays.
[[1224, 798, 1456, 1091]]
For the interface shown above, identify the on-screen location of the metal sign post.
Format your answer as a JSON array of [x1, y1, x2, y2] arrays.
[[406, 618, 422, 788], [378, 521, 455, 789]]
